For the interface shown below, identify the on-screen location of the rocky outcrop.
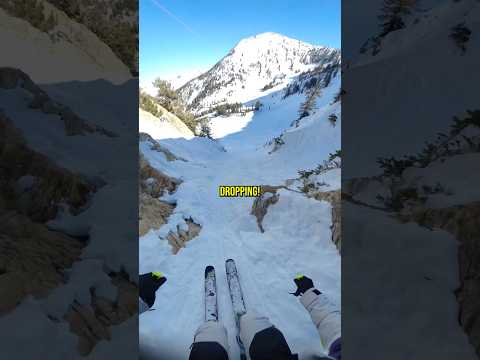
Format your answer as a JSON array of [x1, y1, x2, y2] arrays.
[[344, 159, 480, 355], [0, 211, 85, 315], [331, 200, 341, 251], [250, 184, 341, 251], [397, 202, 480, 356], [139, 154, 180, 198], [309, 190, 341, 252], [138, 151, 202, 252], [139, 153, 180, 236], [139, 193, 175, 237], [139, 132, 186, 162], [251, 186, 282, 233], [166, 218, 202, 254], [0, 67, 138, 357], [65, 271, 138, 355], [0, 108, 96, 222]]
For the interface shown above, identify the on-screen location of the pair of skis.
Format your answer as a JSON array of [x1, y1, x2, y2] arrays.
[[205, 259, 247, 360]]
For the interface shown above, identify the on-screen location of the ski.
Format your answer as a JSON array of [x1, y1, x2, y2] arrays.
[[226, 259, 247, 360], [205, 265, 218, 322]]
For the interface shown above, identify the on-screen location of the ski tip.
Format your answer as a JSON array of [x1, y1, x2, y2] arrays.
[[205, 265, 215, 273], [226, 258, 234, 263]]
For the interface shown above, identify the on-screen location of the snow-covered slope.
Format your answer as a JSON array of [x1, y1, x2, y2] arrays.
[[344, 0, 480, 178], [0, 5, 135, 358], [168, 69, 206, 90], [140, 32, 341, 359], [178, 32, 339, 112], [0, 68, 138, 358], [342, 0, 480, 357], [140, 69, 206, 96]]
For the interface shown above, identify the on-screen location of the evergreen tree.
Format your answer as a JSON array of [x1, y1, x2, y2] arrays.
[[140, 91, 162, 118], [214, 102, 243, 116], [298, 84, 321, 120], [332, 89, 345, 104], [31, 0, 46, 29], [152, 78, 178, 113], [328, 114, 338, 127], [199, 123, 213, 139], [151, 78, 198, 133], [450, 23, 471, 53], [13, 1, 27, 18], [328, 150, 341, 162], [153, 78, 177, 103], [378, 0, 417, 36]]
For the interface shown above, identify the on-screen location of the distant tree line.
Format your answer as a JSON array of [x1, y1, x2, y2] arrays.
[[2, 0, 58, 33], [213, 102, 242, 116], [212, 101, 262, 116], [47, 0, 138, 76]]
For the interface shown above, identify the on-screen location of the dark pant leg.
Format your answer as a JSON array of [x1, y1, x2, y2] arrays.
[[328, 337, 341, 360], [189, 321, 229, 360], [249, 326, 298, 360]]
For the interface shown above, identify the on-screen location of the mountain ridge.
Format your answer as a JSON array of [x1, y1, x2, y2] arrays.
[[178, 32, 340, 113]]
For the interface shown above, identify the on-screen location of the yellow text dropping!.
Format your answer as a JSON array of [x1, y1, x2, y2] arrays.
[[218, 185, 262, 197]]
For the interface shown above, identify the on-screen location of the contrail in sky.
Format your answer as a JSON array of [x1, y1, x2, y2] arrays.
[[149, 0, 200, 37]]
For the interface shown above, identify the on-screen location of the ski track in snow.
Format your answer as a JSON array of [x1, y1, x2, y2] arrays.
[[140, 73, 341, 359]]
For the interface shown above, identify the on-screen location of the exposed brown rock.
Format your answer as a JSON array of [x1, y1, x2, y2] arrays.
[[0, 110, 96, 222], [138, 153, 201, 252], [166, 218, 202, 254], [346, 170, 480, 355], [139, 153, 181, 236], [139, 193, 175, 237], [65, 272, 138, 356], [139, 132, 186, 162], [139, 153, 180, 198], [400, 202, 480, 356], [331, 196, 341, 252], [305, 189, 341, 252], [311, 189, 340, 204], [0, 211, 85, 315], [251, 187, 280, 233], [0, 67, 136, 357]]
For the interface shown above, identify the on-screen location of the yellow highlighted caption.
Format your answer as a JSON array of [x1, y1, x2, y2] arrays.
[[219, 185, 262, 197]]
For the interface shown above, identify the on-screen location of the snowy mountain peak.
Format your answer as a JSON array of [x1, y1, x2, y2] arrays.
[[234, 32, 309, 49], [228, 32, 322, 62], [178, 32, 339, 112]]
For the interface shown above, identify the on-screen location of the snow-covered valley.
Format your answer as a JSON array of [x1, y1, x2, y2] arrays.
[[139, 33, 341, 359]]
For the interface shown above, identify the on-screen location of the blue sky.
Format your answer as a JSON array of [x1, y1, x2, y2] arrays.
[[140, 0, 340, 84]]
